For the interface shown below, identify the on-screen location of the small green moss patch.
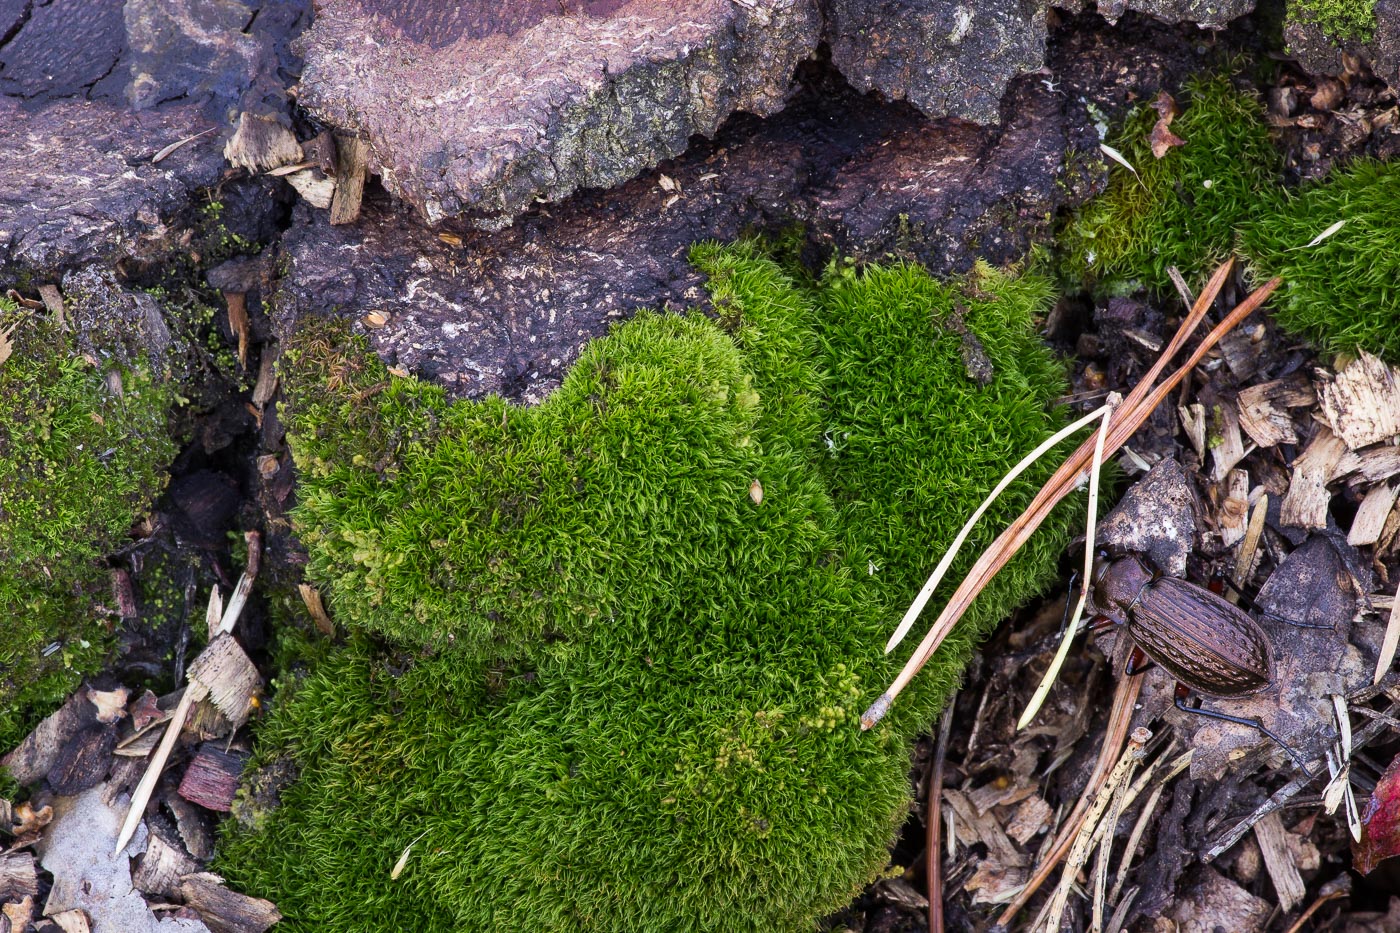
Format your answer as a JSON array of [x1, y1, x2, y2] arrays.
[[1241, 159, 1400, 361], [219, 244, 1080, 931], [0, 305, 176, 747], [1289, 0, 1376, 41], [1060, 74, 1279, 293]]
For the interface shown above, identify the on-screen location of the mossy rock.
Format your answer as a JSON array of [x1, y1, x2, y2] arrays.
[[1059, 72, 1279, 294], [1288, 0, 1376, 41], [0, 303, 176, 748], [218, 243, 1080, 931], [1242, 159, 1400, 362]]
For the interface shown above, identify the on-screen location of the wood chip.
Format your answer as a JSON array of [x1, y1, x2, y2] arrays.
[[132, 829, 200, 900], [0, 851, 39, 901], [50, 908, 92, 933], [179, 873, 281, 933], [37, 283, 66, 329], [223, 112, 302, 173], [297, 583, 333, 636], [177, 744, 248, 813], [188, 636, 260, 729], [1211, 402, 1247, 482], [1316, 351, 1400, 450], [1333, 445, 1400, 485], [1178, 403, 1206, 461], [1237, 374, 1313, 447], [1350, 483, 1398, 547], [329, 133, 370, 225], [250, 350, 278, 409], [1281, 427, 1347, 529], [1219, 469, 1250, 548], [1254, 812, 1305, 913], [1005, 795, 1053, 845], [47, 725, 117, 797], [3, 896, 34, 931], [284, 167, 335, 208], [167, 793, 216, 862], [224, 293, 249, 369]]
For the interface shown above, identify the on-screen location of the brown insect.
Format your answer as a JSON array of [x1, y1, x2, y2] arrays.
[[1090, 553, 1315, 773]]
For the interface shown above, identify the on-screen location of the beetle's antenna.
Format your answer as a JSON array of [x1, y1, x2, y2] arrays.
[[1017, 397, 1114, 729], [884, 403, 1117, 654]]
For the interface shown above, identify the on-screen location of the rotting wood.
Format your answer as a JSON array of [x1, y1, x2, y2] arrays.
[[132, 829, 200, 900], [177, 744, 248, 813], [1316, 351, 1400, 450], [1350, 482, 1398, 546], [46, 725, 117, 797], [0, 851, 39, 901], [188, 635, 260, 730], [329, 133, 370, 226], [224, 292, 249, 369], [179, 872, 282, 933], [224, 112, 303, 173], [3, 693, 90, 787], [1237, 374, 1313, 447], [1254, 811, 1306, 913], [1281, 426, 1347, 528], [250, 351, 278, 410], [1178, 402, 1206, 461]]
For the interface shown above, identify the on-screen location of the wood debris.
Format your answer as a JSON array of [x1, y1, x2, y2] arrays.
[[178, 743, 249, 813], [1254, 811, 1305, 912], [0, 851, 38, 901], [1350, 482, 1398, 547], [224, 112, 303, 173], [329, 133, 370, 225], [1236, 373, 1313, 447], [179, 873, 282, 933], [1281, 426, 1347, 528], [1210, 400, 1247, 482], [134, 829, 202, 900], [1316, 351, 1400, 450]]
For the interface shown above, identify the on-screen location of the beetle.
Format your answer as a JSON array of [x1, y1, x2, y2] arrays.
[[1089, 552, 1315, 773]]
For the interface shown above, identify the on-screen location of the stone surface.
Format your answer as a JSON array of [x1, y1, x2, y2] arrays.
[[1098, 0, 1255, 29], [821, 0, 1050, 124], [273, 12, 1217, 404], [0, 0, 309, 276], [294, 0, 822, 228]]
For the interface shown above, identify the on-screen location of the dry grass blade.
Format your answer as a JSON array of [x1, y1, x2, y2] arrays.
[[152, 126, 218, 163], [997, 671, 1144, 926], [1018, 400, 1115, 728], [1041, 727, 1151, 933], [1377, 594, 1400, 685], [864, 262, 1280, 729]]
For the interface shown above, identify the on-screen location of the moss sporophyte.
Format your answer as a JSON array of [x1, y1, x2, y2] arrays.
[[215, 242, 1085, 930]]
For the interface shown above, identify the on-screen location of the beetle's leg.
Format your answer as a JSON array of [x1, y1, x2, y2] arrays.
[[1123, 646, 1154, 676], [1172, 687, 1317, 778]]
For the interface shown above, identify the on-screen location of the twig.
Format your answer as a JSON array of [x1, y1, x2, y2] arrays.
[[996, 672, 1144, 926], [1042, 727, 1152, 933], [113, 682, 208, 855], [927, 701, 956, 933], [864, 263, 1281, 729], [1282, 881, 1349, 933], [1204, 697, 1400, 860]]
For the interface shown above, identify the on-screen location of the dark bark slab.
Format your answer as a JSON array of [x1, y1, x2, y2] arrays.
[[177, 743, 248, 812], [46, 724, 117, 797], [293, 0, 822, 227], [821, 0, 1050, 124], [0, 0, 309, 276], [275, 15, 1217, 405]]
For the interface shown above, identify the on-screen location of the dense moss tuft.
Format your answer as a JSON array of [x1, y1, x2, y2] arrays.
[[1289, 0, 1376, 40], [1059, 74, 1279, 293], [0, 304, 176, 747], [219, 244, 1080, 931], [1241, 160, 1400, 361]]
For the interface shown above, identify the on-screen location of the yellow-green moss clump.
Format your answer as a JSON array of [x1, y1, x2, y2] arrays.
[[1290, 0, 1376, 41], [0, 305, 176, 747], [1060, 73, 1280, 293], [1241, 160, 1400, 360], [217, 243, 1080, 931]]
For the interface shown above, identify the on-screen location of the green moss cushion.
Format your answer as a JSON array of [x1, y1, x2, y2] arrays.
[[0, 307, 175, 747], [219, 244, 1078, 931]]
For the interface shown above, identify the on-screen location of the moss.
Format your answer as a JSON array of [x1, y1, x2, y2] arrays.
[[0, 303, 177, 748], [1289, 0, 1376, 40], [1241, 159, 1400, 361], [218, 243, 1080, 931], [1059, 73, 1280, 293]]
